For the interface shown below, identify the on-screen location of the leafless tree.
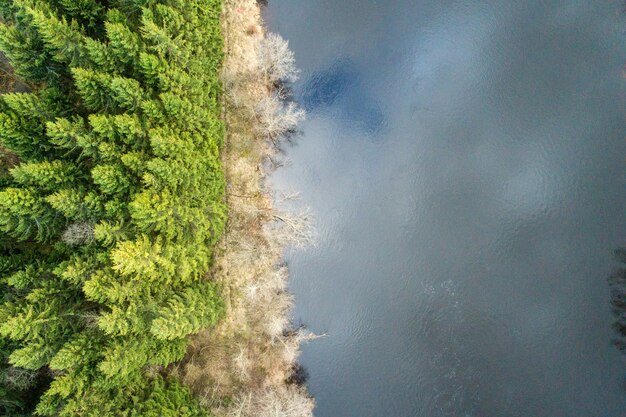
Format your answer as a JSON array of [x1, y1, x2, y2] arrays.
[[269, 208, 314, 248], [258, 33, 299, 83], [256, 93, 305, 141]]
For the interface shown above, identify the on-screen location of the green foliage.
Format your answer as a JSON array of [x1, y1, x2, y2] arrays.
[[151, 283, 223, 340], [0, 187, 65, 241], [0, 0, 226, 415], [0, 344, 49, 416], [0, 89, 69, 160], [34, 373, 208, 417], [130, 376, 209, 417], [72, 68, 145, 112]]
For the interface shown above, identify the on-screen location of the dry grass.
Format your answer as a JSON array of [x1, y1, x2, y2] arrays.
[[225, 385, 313, 417], [177, 1, 314, 416]]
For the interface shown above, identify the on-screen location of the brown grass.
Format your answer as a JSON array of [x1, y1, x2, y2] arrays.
[[175, 1, 314, 416]]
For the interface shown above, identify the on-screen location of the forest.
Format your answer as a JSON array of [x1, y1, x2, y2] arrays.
[[0, 0, 227, 415]]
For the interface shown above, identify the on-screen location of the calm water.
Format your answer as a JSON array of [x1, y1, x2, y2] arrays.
[[266, 1, 626, 416]]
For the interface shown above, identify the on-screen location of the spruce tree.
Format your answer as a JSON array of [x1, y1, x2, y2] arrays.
[[0, 0, 226, 415]]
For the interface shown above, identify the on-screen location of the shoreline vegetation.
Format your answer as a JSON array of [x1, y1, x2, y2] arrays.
[[0, 0, 313, 416], [177, 0, 314, 416]]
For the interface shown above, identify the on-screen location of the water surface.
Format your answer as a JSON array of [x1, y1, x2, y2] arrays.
[[266, 1, 626, 416]]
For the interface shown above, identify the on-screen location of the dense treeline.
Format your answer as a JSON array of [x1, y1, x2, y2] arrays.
[[0, 0, 226, 415]]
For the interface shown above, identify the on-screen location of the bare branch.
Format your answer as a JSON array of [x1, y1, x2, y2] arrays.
[[255, 93, 305, 141], [258, 33, 299, 83]]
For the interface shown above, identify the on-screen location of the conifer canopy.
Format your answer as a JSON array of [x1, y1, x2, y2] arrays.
[[0, 0, 226, 415]]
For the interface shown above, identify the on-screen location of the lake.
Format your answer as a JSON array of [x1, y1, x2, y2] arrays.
[[266, 1, 626, 416]]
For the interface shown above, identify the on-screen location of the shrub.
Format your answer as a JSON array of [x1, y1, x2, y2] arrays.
[[0, 0, 226, 415], [226, 386, 314, 417]]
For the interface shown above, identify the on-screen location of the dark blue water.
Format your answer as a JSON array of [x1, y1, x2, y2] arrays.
[[267, 1, 626, 416]]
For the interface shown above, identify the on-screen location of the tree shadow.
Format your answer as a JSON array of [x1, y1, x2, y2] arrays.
[[608, 248, 626, 352]]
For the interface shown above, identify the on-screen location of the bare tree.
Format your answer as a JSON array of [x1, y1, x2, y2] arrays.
[[258, 33, 299, 83], [269, 208, 314, 248], [256, 93, 305, 141]]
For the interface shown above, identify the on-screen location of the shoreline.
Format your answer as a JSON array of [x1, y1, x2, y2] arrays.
[[176, 1, 314, 415]]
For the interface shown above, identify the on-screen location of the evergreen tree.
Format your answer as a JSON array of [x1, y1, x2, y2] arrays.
[[0, 0, 226, 414]]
